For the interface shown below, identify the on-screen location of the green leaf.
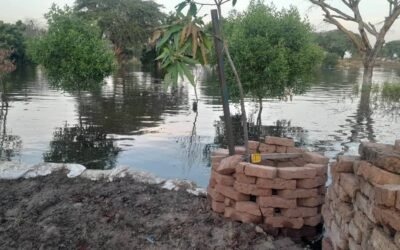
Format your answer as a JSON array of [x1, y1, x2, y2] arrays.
[[188, 2, 197, 16], [232, 0, 237, 6], [181, 63, 195, 85], [175, 2, 187, 14]]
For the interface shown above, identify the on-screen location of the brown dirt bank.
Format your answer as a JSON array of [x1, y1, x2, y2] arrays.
[[0, 171, 303, 250]]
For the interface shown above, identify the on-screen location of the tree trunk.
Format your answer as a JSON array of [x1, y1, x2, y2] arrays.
[[362, 62, 374, 85]]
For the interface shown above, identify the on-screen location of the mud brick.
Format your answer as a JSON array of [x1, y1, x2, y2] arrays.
[[352, 160, 361, 174], [334, 155, 360, 173], [209, 174, 217, 188], [373, 206, 400, 231], [339, 173, 359, 198], [353, 210, 374, 233], [212, 148, 229, 156], [212, 171, 235, 186], [215, 184, 250, 201], [259, 143, 276, 153], [276, 161, 297, 167], [298, 195, 324, 207], [304, 214, 322, 226], [287, 147, 305, 154], [297, 176, 327, 189], [233, 182, 258, 195], [234, 173, 256, 184], [278, 188, 318, 199], [224, 197, 235, 207], [347, 220, 361, 244], [207, 186, 225, 202], [359, 141, 400, 174], [326, 186, 337, 201], [248, 140, 260, 151], [303, 152, 329, 165], [211, 155, 226, 167], [322, 237, 334, 250], [330, 220, 348, 250], [244, 163, 277, 178], [318, 185, 326, 195], [348, 237, 362, 250], [257, 196, 297, 208], [216, 155, 242, 175], [359, 177, 374, 197], [224, 207, 262, 224], [370, 228, 399, 250], [337, 184, 351, 202], [260, 207, 274, 217], [357, 160, 400, 185], [251, 188, 273, 197], [261, 159, 276, 166], [355, 193, 376, 223], [256, 178, 296, 190], [265, 136, 295, 147], [290, 157, 307, 167], [236, 162, 246, 174], [276, 146, 287, 153], [211, 200, 225, 213], [264, 216, 304, 229], [281, 207, 318, 218], [304, 163, 327, 176], [322, 204, 333, 227], [278, 167, 317, 180], [374, 184, 400, 207], [235, 181, 272, 196], [337, 202, 354, 224], [235, 201, 262, 216]]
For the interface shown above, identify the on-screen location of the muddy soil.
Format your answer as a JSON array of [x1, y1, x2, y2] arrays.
[[0, 171, 302, 249]]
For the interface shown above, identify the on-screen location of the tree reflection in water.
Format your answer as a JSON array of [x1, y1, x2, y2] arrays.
[[43, 123, 121, 169], [0, 80, 22, 161]]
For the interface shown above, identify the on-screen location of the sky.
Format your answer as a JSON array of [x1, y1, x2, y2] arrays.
[[0, 0, 399, 41]]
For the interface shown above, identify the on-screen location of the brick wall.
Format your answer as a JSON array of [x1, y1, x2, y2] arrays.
[[208, 136, 329, 239], [322, 140, 400, 250]]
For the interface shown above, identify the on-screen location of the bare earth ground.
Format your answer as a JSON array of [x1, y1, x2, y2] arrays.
[[0, 171, 303, 250]]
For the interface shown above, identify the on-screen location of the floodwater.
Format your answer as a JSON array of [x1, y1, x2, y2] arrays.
[[1, 65, 400, 187]]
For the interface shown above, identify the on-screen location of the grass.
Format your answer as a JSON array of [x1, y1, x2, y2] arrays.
[[381, 82, 400, 103]]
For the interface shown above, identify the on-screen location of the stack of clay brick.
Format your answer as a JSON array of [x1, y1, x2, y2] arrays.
[[323, 140, 400, 250], [208, 136, 329, 238]]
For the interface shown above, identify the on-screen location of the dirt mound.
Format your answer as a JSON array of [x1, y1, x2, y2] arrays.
[[0, 171, 302, 249]]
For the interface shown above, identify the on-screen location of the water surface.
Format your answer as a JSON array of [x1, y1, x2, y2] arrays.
[[1, 65, 400, 186]]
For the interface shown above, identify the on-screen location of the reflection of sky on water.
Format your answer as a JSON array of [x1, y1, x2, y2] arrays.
[[1, 65, 400, 186]]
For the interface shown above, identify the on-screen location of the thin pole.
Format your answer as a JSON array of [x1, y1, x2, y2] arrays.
[[211, 9, 235, 155]]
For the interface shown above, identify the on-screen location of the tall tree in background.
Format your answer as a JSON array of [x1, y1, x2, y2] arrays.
[[28, 5, 115, 90], [75, 0, 165, 62], [315, 29, 358, 58], [0, 21, 27, 65], [309, 0, 400, 84], [382, 40, 400, 59]]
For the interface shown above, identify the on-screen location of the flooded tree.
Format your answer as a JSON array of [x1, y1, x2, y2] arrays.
[[27, 5, 115, 90], [309, 0, 400, 84], [75, 0, 165, 62], [225, 2, 323, 135]]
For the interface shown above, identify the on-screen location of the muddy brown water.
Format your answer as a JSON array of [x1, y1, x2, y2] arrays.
[[1, 65, 400, 187]]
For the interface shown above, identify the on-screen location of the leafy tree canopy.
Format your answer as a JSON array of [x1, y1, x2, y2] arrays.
[[314, 29, 359, 58], [27, 5, 116, 90], [74, 0, 165, 61], [225, 1, 324, 100], [382, 40, 400, 59], [0, 21, 27, 65]]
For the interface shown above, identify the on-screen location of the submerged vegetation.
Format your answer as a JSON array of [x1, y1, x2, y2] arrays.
[[27, 5, 116, 90]]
